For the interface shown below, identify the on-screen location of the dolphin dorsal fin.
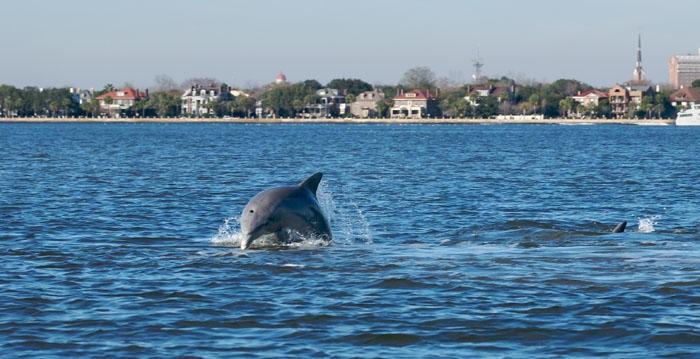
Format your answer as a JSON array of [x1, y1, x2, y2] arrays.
[[612, 221, 627, 233], [299, 172, 323, 195]]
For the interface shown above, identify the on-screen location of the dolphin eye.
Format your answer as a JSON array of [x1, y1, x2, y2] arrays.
[[249, 210, 254, 213]]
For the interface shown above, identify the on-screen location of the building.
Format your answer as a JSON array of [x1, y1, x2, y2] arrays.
[[572, 89, 608, 108], [302, 88, 346, 118], [350, 90, 384, 118], [275, 71, 287, 85], [96, 87, 147, 116], [631, 34, 646, 85], [69, 88, 93, 105], [608, 84, 653, 118], [464, 84, 513, 105], [608, 85, 630, 118], [390, 89, 438, 119], [571, 89, 608, 116], [181, 84, 233, 116], [670, 87, 700, 108], [669, 49, 700, 89]]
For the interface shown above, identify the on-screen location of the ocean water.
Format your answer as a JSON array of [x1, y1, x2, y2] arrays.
[[1, 123, 699, 357]]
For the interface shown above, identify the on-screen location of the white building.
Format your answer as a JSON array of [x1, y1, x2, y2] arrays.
[[302, 88, 346, 118], [69, 88, 93, 105], [390, 89, 438, 119], [181, 84, 233, 116], [96, 87, 147, 116]]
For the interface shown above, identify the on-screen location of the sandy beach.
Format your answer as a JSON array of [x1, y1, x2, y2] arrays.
[[1, 117, 675, 125]]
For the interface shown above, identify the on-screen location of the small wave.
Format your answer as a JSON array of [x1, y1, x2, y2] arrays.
[[638, 216, 659, 233], [338, 332, 422, 346], [371, 277, 434, 289]]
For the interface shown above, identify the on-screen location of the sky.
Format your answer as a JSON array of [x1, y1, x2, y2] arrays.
[[2, 0, 699, 89]]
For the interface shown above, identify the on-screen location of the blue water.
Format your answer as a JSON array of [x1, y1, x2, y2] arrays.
[[1, 123, 699, 357]]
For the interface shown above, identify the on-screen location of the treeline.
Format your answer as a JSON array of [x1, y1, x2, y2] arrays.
[[0, 85, 79, 117], [0, 68, 685, 119]]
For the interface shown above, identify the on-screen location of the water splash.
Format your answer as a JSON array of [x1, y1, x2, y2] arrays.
[[318, 181, 373, 245], [638, 216, 659, 233], [211, 216, 243, 246]]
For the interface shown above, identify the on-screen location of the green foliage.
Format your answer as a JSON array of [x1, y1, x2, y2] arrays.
[[471, 96, 499, 118], [439, 88, 469, 117], [260, 80, 322, 117], [143, 91, 181, 117], [0, 85, 79, 117], [230, 96, 256, 117], [632, 90, 676, 119], [692, 79, 700, 88], [326, 78, 373, 96]]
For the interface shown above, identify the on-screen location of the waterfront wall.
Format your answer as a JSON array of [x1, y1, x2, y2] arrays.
[[1, 117, 675, 125]]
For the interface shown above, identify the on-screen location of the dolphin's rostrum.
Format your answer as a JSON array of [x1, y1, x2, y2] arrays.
[[239, 173, 332, 249]]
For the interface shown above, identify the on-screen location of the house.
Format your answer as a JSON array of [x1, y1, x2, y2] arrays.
[[69, 88, 93, 105], [390, 89, 439, 119], [96, 87, 147, 116], [670, 87, 700, 108], [464, 85, 512, 105], [181, 84, 233, 116], [350, 90, 384, 118], [302, 88, 346, 118], [572, 89, 608, 108], [608, 84, 653, 118]]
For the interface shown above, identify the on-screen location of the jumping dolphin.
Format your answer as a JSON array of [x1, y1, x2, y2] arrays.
[[612, 221, 627, 233], [239, 173, 332, 250]]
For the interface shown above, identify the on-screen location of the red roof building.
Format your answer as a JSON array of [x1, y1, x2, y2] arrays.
[[96, 87, 148, 116], [390, 89, 439, 119], [572, 89, 608, 107], [670, 87, 700, 108]]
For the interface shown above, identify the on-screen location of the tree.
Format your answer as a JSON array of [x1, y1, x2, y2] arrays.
[[400, 66, 436, 89], [692, 79, 700, 88], [558, 97, 575, 117], [146, 92, 180, 117], [326, 78, 373, 96], [103, 96, 114, 117], [181, 77, 221, 90], [153, 75, 179, 92], [439, 88, 468, 117], [230, 95, 256, 117], [260, 80, 322, 117], [80, 98, 101, 117]]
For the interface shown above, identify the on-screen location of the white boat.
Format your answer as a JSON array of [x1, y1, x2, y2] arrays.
[[676, 104, 700, 126]]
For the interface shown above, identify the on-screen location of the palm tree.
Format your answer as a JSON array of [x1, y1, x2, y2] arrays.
[[104, 96, 114, 117]]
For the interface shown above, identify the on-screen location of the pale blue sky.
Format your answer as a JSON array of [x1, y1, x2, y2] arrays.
[[2, 0, 698, 89]]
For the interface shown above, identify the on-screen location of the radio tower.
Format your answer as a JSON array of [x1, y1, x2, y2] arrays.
[[472, 48, 485, 84], [632, 34, 646, 84]]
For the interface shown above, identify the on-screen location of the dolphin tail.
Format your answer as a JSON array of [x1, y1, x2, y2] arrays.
[[299, 172, 323, 195], [612, 221, 627, 233]]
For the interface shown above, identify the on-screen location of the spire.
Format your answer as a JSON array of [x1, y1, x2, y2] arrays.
[[637, 33, 642, 64], [632, 33, 645, 84], [472, 48, 485, 84]]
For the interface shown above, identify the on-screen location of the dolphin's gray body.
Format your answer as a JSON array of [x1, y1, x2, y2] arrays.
[[239, 173, 332, 249]]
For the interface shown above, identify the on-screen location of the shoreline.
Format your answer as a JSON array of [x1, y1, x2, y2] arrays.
[[1, 117, 675, 125]]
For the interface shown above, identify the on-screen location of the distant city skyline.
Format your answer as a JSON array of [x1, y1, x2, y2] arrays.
[[2, 0, 699, 89]]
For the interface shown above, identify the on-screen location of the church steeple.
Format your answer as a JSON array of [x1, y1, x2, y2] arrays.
[[632, 34, 645, 84]]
